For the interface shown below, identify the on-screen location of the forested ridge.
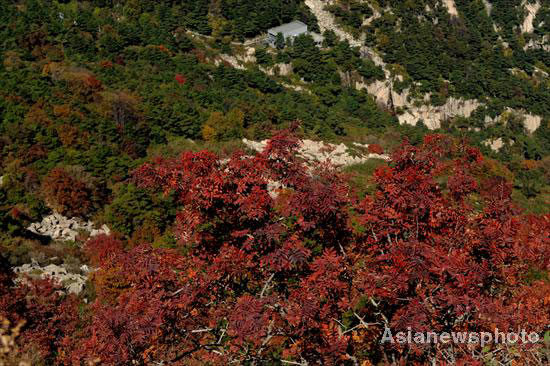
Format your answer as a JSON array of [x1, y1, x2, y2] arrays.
[[1, 1, 550, 365]]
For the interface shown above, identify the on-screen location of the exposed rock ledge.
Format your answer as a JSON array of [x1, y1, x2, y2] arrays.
[[397, 97, 480, 130], [27, 212, 110, 242], [521, 0, 540, 34], [484, 108, 542, 133], [443, 0, 459, 17], [360, 79, 542, 132], [304, 0, 385, 67], [242, 138, 389, 166], [525, 35, 550, 52], [14, 260, 90, 295], [360, 79, 480, 129]]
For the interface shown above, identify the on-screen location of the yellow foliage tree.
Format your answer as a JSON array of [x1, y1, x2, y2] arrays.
[[202, 109, 245, 141]]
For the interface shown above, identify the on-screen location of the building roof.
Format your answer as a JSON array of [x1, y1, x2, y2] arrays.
[[267, 20, 307, 36]]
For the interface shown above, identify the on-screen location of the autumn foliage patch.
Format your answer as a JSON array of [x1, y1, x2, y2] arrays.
[[2, 132, 550, 365]]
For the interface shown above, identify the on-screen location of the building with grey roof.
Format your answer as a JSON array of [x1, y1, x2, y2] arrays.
[[266, 20, 308, 47]]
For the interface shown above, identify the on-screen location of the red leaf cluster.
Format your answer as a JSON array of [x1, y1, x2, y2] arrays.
[[41, 167, 96, 217], [174, 73, 186, 85]]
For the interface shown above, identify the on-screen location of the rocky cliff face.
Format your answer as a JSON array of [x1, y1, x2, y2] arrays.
[[521, 0, 541, 34], [358, 79, 480, 129], [199, 0, 546, 133], [484, 108, 542, 133], [302, 0, 544, 132], [483, 137, 505, 152], [304, 0, 386, 67], [525, 35, 550, 52], [443, 0, 459, 17], [397, 98, 481, 129], [364, 77, 543, 131]]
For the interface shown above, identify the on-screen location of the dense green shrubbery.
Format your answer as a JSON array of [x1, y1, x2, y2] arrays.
[[0, 0, 399, 231]]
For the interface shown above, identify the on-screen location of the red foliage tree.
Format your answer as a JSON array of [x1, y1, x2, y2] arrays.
[[367, 143, 384, 154], [351, 135, 550, 363], [41, 167, 96, 217], [68, 129, 354, 365], [0, 277, 79, 365], [83, 234, 124, 267], [0, 255, 13, 296], [14, 131, 549, 366]]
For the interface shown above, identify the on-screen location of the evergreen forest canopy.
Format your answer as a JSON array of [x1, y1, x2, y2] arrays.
[[0, 1, 550, 365]]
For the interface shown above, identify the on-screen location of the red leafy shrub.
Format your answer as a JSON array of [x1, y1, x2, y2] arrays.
[[0, 277, 79, 365], [351, 135, 550, 363], [7, 132, 549, 366], [367, 143, 384, 154], [66, 129, 355, 365], [41, 166, 99, 217], [175, 73, 186, 85], [0, 255, 13, 295], [83, 234, 124, 267], [65, 132, 548, 365]]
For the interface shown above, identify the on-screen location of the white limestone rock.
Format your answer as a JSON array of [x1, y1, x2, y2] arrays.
[[359, 78, 543, 132], [262, 63, 293, 76], [482, 137, 505, 152], [526, 37, 550, 51], [521, 0, 541, 34], [27, 211, 111, 242], [442, 0, 459, 17], [13, 260, 88, 295], [242, 138, 389, 167], [397, 97, 481, 129], [215, 54, 246, 70], [482, 0, 493, 15], [483, 108, 542, 133], [523, 113, 542, 133]]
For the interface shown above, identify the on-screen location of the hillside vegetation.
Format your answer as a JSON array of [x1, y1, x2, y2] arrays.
[[1, 1, 550, 365]]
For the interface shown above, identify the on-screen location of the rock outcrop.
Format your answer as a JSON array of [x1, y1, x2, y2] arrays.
[[242, 138, 389, 199], [14, 260, 90, 295], [27, 212, 110, 242], [443, 0, 459, 17], [521, 0, 540, 33], [262, 63, 293, 76], [525, 35, 550, 52], [359, 77, 544, 131], [523, 113, 542, 133], [484, 108, 542, 133], [359, 79, 481, 129], [305, 0, 362, 48], [215, 54, 246, 70], [397, 97, 481, 129], [242, 138, 389, 166], [482, 0, 493, 14], [482, 137, 505, 152], [304, 0, 386, 67]]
